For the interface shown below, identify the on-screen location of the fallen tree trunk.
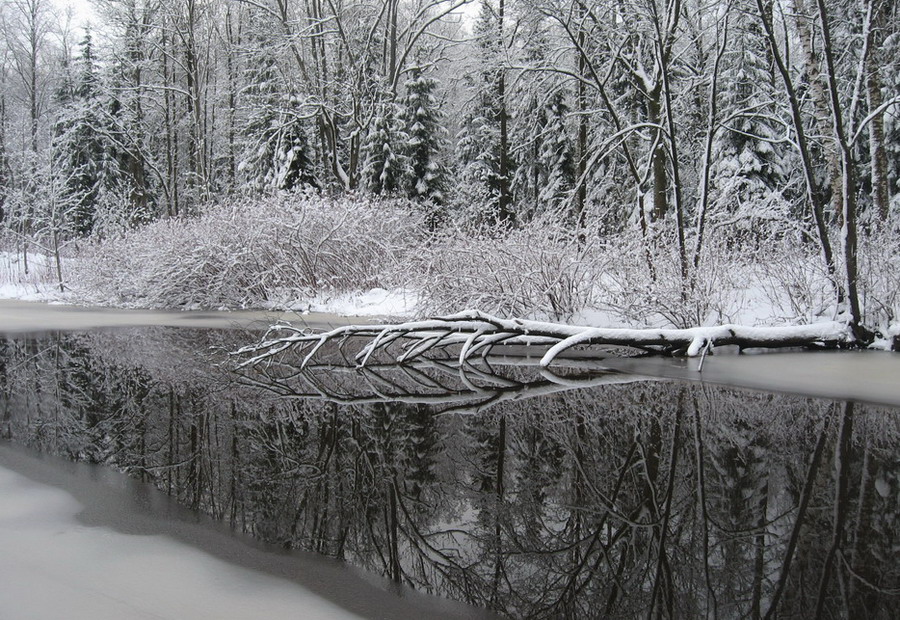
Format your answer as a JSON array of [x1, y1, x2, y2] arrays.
[[235, 310, 853, 369]]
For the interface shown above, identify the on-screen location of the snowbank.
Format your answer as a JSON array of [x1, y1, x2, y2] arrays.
[[0, 251, 68, 303]]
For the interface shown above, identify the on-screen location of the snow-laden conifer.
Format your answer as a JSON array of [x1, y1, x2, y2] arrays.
[[709, 8, 792, 240], [363, 100, 407, 195], [52, 29, 123, 236], [455, 0, 514, 226], [239, 26, 317, 193], [399, 66, 447, 212]]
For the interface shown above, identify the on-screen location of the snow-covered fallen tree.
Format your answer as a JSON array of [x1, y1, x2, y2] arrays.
[[235, 309, 854, 369]]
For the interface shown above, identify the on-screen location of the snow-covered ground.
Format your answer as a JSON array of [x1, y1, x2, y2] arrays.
[[304, 287, 419, 318], [2, 248, 897, 348], [0, 251, 70, 303], [0, 250, 419, 319]]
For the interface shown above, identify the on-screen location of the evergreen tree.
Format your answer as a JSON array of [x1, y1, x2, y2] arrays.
[[511, 86, 575, 221], [710, 7, 791, 231], [239, 32, 317, 193], [883, 29, 900, 205], [508, 10, 574, 221], [362, 100, 406, 195], [53, 30, 119, 235], [400, 66, 447, 206], [456, 0, 514, 226], [537, 90, 575, 214], [510, 27, 550, 219]]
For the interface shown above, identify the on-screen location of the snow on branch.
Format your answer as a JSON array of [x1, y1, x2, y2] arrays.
[[235, 310, 853, 369]]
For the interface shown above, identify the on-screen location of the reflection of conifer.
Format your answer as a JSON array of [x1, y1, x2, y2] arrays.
[[401, 404, 438, 503]]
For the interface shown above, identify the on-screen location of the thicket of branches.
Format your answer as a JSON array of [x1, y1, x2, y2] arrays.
[[72, 192, 423, 308], [66, 190, 899, 338], [0, 0, 898, 335]]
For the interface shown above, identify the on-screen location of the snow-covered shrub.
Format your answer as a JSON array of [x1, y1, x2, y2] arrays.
[[411, 217, 606, 320], [753, 238, 837, 323], [858, 218, 900, 331], [597, 228, 748, 329], [72, 192, 422, 309]]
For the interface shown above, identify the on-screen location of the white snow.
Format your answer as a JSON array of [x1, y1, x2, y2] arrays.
[[0, 251, 69, 303], [305, 287, 419, 318], [1, 250, 895, 348], [0, 463, 361, 620]]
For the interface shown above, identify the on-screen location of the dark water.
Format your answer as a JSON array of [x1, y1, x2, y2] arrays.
[[1, 328, 899, 619]]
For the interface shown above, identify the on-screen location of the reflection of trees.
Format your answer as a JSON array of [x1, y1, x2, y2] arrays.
[[2, 330, 900, 617]]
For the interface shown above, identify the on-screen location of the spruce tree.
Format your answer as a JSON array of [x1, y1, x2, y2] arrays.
[[883, 30, 900, 206], [537, 90, 575, 211], [510, 27, 550, 219], [711, 8, 791, 228], [456, 0, 514, 226], [240, 30, 317, 192], [362, 100, 407, 195], [508, 11, 574, 221], [400, 66, 447, 205], [53, 29, 118, 235]]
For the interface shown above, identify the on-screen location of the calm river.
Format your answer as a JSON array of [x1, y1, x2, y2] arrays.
[[1, 303, 899, 619]]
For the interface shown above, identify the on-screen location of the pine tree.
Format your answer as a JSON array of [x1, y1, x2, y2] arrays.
[[362, 100, 407, 195], [53, 29, 119, 235], [239, 31, 317, 193], [400, 66, 447, 206], [456, 0, 514, 226]]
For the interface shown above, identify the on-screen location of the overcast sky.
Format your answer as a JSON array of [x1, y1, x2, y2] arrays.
[[53, 0, 95, 27]]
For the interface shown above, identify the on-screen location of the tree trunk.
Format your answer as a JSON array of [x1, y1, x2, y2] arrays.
[[496, 0, 513, 224], [574, 6, 588, 227], [224, 6, 239, 190], [814, 0, 866, 339], [647, 85, 669, 223], [793, 0, 843, 223], [754, 0, 841, 303], [865, 0, 889, 222]]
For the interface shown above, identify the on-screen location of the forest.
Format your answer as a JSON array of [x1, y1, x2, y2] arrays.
[[0, 0, 898, 341]]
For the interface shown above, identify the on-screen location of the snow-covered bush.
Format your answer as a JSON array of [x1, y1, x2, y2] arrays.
[[71, 192, 422, 309], [411, 217, 606, 321], [858, 218, 900, 330], [753, 216, 900, 330], [53, 186, 896, 340], [597, 228, 749, 329], [754, 241, 838, 323]]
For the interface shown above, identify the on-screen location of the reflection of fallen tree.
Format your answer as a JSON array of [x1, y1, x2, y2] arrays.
[[237, 353, 653, 416], [235, 310, 853, 370]]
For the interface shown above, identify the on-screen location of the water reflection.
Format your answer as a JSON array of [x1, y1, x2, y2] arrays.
[[1, 329, 899, 618]]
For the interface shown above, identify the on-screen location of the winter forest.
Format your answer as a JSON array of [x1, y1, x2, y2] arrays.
[[1, 0, 899, 341]]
